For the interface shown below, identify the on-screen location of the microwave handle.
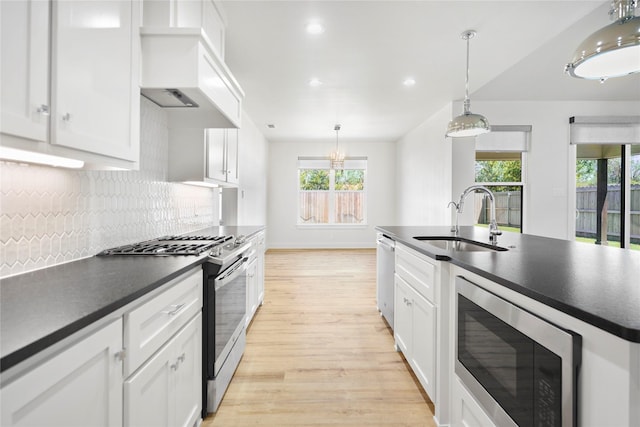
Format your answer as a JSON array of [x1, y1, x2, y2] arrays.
[[214, 257, 249, 290]]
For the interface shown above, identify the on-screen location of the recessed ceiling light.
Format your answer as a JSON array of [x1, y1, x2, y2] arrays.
[[306, 22, 325, 35], [309, 78, 323, 87], [403, 78, 416, 87]]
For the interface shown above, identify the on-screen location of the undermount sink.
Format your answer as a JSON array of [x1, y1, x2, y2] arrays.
[[413, 236, 508, 252]]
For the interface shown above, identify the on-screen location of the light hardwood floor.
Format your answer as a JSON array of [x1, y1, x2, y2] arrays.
[[202, 249, 436, 426]]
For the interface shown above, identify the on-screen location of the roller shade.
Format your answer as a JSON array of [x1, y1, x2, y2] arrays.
[[570, 116, 640, 145], [476, 125, 531, 152], [298, 156, 367, 169]]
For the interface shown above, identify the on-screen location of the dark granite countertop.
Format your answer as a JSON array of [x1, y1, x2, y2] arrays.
[[376, 225, 640, 343], [0, 226, 265, 372]]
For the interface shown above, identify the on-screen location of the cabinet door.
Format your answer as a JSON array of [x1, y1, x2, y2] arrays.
[[245, 258, 258, 327], [411, 288, 437, 402], [125, 269, 202, 376], [1, 319, 123, 427], [51, 0, 139, 162], [124, 313, 202, 427], [173, 314, 202, 427], [225, 129, 239, 184], [206, 129, 227, 182], [0, 0, 49, 143], [256, 233, 265, 304], [124, 333, 173, 427], [393, 276, 412, 354]]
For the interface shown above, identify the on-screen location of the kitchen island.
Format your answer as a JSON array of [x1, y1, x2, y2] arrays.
[[376, 225, 640, 427]]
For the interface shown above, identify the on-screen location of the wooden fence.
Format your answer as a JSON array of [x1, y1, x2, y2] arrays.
[[299, 191, 365, 224], [475, 191, 521, 228], [576, 185, 640, 241]]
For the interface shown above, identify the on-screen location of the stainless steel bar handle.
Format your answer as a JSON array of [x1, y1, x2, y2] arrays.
[[214, 257, 249, 290], [162, 303, 186, 316], [377, 240, 395, 251]]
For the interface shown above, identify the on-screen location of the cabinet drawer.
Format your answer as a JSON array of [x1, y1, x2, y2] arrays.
[[395, 244, 436, 303], [124, 269, 202, 376]]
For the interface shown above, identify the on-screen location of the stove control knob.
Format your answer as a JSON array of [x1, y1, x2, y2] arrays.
[[235, 235, 246, 245]]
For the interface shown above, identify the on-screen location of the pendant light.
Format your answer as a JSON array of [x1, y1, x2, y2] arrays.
[[446, 30, 490, 138], [330, 124, 345, 170], [565, 0, 640, 81]]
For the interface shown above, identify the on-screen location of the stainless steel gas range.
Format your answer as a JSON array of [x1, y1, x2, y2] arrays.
[[98, 234, 253, 415]]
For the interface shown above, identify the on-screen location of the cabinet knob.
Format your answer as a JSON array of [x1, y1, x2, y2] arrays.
[[36, 104, 50, 116], [62, 113, 71, 122], [170, 362, 179, 371], [178, 353, 186, 363], [114, 349, 127, 361]]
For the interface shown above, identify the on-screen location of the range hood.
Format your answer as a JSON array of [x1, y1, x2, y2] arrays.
[[140, 27, 244, 129], [141, 88, 199, 108]]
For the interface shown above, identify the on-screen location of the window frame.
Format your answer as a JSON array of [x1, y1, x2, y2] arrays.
[[297, 157, 368, 228], [474, 144, 528, 234]]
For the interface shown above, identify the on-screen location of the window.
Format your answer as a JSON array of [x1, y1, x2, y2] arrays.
[[474, 126, 530, 233], [575, 144, 640, 250], [570, 116, 640, 250], [298, 157, 367, 225]]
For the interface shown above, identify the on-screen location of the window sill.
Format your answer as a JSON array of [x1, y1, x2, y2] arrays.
[[296, 224, 369, 230]]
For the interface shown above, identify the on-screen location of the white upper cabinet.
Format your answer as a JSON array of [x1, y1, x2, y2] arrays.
[[140, 0, 244, 129], [167, 127, 239, 186], [142, 0, 226, 59], [0, 0, 50, 143], [0, 0, 141, 170], [51, 0, 140, 163]]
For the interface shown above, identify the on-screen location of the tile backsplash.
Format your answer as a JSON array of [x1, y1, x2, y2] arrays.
[[0, 97, 219, 278]]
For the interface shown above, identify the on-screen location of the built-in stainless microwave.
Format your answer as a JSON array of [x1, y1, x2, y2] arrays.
[[455, 276, 581, 427]]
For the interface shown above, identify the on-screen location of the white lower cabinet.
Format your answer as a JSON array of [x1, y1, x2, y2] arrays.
[[124, 313, 202, 427], [245, 231, 266, 328], [0, 319, 124, 427], [394, 274, 437, 400], [394, 243, 439, 403], [452, 377, 496, 427], [124, 268, 203, 427], [245, 257, 258, 327]]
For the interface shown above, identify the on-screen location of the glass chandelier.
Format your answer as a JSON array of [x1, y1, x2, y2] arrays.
[[330, 124, 345, 170]]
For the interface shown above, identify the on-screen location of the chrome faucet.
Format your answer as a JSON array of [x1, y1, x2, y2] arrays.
[[457, 185, 502, 245], [447, 201, 460, 234]]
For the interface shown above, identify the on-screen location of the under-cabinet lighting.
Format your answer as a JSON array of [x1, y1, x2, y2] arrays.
[[309, 78, 323, 87], [0, 146, 84, 169], [183, 181, 220, 188]]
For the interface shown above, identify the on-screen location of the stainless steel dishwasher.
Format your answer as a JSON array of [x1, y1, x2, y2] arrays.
[[376, 233, 395, 329]]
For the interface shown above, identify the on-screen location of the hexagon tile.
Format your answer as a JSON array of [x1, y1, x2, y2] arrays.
[[0, 98, 219, 278]]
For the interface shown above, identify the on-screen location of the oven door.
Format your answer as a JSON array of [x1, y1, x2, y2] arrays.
[[211, 256, 248, 377], [455, 276, 580, 427]]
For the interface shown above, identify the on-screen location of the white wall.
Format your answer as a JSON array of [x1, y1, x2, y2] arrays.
[[396, 103, 455, 226], [237, 111, 268, 226], [267, 140, 396, 248]]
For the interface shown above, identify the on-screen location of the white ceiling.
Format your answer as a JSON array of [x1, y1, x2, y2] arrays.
[[221, 1, 640, 143]]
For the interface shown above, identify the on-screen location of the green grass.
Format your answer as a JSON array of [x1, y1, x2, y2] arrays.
[[575, 237, 640, 251], [476, 224, 640, 250]]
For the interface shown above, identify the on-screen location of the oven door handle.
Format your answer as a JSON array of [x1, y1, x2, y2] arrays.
[[214, 257, 249, 290]]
